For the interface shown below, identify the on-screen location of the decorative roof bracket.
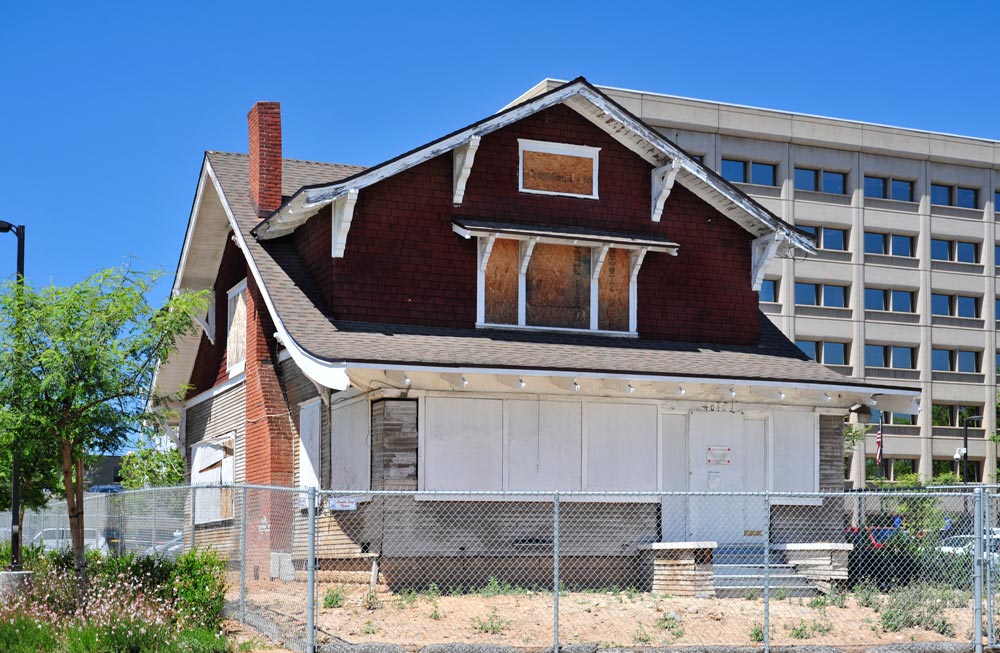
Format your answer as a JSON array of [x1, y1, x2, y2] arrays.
[[331, 189, 360, 258], [751, 233, 782, 291], [194, 300, 216, 345], [651, 159, 683, 223], [453, 135, 481, 205], [479, 233, 497, 272]]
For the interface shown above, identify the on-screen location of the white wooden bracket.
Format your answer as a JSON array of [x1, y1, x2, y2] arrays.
[[589, 244, 610, 330], [517, 238, 538, 326], [195, 300, 216, 345], [651, 159, 683, 223], [479, 234, 497, 272], [331, 189, 360, 258], [307, 379, 331, 406], [452, 135, 481, 205], [751, 233, 782, 291], [629, 248, 648, 333]]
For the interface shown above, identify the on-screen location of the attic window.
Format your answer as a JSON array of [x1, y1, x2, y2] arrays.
[[226, 280, 248, 377], [519, 139, 600, 199]]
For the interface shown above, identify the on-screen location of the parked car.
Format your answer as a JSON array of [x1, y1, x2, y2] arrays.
[[844, 526, 905, 550], [141, 531, 184, 559], [88, 484, 124, 494], [938, 534, 1000, 563], [32, 528, 109, 555]]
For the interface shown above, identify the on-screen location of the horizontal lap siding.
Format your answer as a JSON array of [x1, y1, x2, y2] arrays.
[[771, 414, 847, 544], [186, 382, 246, 556]]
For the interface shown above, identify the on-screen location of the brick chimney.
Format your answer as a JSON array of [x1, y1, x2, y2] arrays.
[[248, 102, 282, 216]]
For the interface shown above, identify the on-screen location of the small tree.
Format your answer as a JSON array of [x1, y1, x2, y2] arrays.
[[120, 437, 185, 489], [0, 267, 204, 594]]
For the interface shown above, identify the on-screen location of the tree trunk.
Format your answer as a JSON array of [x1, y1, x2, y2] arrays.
[[60, 441, 86, 601]]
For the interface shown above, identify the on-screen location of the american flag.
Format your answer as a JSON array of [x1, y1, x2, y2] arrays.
[[875, 417, 883, 465]]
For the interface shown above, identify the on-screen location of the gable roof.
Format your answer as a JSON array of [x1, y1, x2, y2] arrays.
[[251, 77, 815, 257]]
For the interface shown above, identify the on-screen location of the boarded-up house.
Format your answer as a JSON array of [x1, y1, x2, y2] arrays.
[[153, 78, 917, 586]]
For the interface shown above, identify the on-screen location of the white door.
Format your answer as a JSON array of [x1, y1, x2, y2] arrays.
[[687, 411, 766, 543]]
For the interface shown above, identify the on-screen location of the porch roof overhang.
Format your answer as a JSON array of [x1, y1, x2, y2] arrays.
[[451, 218, 680, 255]]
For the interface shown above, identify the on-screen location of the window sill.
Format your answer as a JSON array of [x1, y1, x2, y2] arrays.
[[864, 253, 918, 268], [476, 323, 638, 338], [227, 361, 246, 378], [864, 198, 919, 212]]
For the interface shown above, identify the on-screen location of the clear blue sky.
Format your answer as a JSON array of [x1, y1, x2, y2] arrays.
[[1, 0, 998, 292]]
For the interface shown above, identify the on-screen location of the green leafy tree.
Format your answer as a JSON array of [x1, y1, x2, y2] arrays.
[[120, 438, 184, 489], [0, 267, 204, 594]]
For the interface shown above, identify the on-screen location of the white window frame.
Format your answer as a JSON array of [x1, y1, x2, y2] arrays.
[[226, 279, 248, 378], [191, 433, 235, 525], [518, 139, 600, 200], [475, 236, 642, 337]]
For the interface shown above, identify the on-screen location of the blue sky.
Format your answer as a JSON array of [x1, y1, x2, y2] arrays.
[[1, 0, 998, 293]]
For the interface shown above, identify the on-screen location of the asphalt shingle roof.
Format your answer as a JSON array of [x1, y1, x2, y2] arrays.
[[206, 150, 884, 388]]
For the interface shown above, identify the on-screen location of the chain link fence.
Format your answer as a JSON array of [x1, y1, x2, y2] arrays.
[[3, 486, 998, 652]]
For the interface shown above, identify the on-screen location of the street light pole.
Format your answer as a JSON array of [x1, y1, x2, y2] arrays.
[[963, 414, 984, 485], [0, 221, 24, 572]]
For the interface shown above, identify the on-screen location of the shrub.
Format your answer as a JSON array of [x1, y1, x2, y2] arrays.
[[172, 549, 227, 630], [749, 623, 765, 642], [0, 613, 58, 653], [471, 608, 511, 634], [853, 578, 882, 609], [174, 627, 230, 652], [324, 586, 347, 608], [880, 583, 957, 636]]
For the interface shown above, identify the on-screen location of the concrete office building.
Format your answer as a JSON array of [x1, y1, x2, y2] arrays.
[[514, 81, 1000, 485]]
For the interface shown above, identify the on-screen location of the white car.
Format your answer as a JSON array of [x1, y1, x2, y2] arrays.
[[938, 535, 1000, 564], [32, 528, 109, 555]]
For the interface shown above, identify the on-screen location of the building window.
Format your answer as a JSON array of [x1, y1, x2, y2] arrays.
[[995, 190, 1000, 213], [931, 182, 979, 208], [800, 225, 847, 251], [796, 340, 847, 365], [482, 239, 636, 333], [518, 139, 600, 199], [932, 349, 978, 372], [795, 282, 848, 308], [932, 293, 951, 315], [759, 278, 778, 302], [957, 350, 979, 373], [864, 288, 914, 313], [865, 176, 913, 201], [956, 295, 979, 318], [863, 232, 914, 257], [865, 344, 915, 369], [226, 280, 248, 377], [191, 435, 235, 524], [932, 238, 979, 263], [722, 158, 777, 186], [794, 167, 847, 195], [691, 154, 704, 164]]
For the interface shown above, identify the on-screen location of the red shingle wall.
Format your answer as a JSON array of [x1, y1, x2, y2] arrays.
[[294, 103, 760, 345]]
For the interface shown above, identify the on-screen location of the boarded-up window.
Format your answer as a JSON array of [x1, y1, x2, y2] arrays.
[[424, 397, 503, 491], [526, 244, 591, 329], [519, 139, 599, 198], [330, 398, 371, 492], [298, 399, 321, 490], [226, 281, 247, 376], [191, 435, 234, 524], [485, 239, 518, 325], [598, 248, 630, 331]]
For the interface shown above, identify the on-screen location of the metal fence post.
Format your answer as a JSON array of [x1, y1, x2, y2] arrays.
[[189, 486, 196, 551], [763, 491, 771, 653], [240, 486, 248, 622], [307, 487, 317, 653], [975, 487, 984, 653], [988, 493, 995, 649], [151, 491, 158, 553], [553, 492, 560, 653]]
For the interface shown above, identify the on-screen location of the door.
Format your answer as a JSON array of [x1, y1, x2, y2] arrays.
[[687, 411, 766, 543]]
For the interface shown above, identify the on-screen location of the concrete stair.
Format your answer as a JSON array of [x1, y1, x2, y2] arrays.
[[712, 545, 819, 597]]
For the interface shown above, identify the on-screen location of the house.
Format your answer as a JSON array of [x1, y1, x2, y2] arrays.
[[153, 78, 918, 588]]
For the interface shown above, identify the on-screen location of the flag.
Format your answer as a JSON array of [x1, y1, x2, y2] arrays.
[[875, 418, 883, 465]]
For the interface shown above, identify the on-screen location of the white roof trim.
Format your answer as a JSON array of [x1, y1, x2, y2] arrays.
[[254, 79, 816, 256]]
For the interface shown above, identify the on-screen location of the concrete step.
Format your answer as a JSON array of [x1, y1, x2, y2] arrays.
[[716, 585, 818, 598]]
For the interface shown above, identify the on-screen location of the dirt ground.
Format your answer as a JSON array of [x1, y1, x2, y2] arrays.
[[233, 581, 978, 650]]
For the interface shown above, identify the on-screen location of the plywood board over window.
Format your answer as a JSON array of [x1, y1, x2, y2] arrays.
[[519, 139, 600, 199], [598, 248, 630, 332], [526, 244, 591, 329], [485, 238, 518, 325]]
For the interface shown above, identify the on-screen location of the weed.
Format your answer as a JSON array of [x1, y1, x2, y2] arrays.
[[655, 614, 684, 639], [787, 621, 813, 640], [422, 582, 442, 600], [471, 609, 511, 635], [772, 587, 788, 601], [393, 589, 418, 610], [879, 583, 956, 636], [235, 639, 265, 653], [361, 621, 379, 635], [429, 600, 442, 620], [749, 623, 765, 643], [632, 623, 651, 644], [811, 620, 833, 635], [623, 586, 641, 602], [363, 590, 383, 611], [323, 586, 346, 609], [478, 576, 528, 597], [808, 595, 828, 609], [853, 578, 882, 610], [742, 588, 762, 601]]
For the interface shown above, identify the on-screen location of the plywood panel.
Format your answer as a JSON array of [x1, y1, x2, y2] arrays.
[[598, 247, 630, 331], [526, 244, 590, 329], [522, 150, 594, 196], [508, 400, 583, 491], [485, 238, 518, 325], [424, 397, 503, 491], [772, 410, 818, 493], [586, 403, 657, 491], [330, 399, 371, 492]]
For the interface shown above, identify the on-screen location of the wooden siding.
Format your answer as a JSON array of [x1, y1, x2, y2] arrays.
[[185, 381, 246, 556]]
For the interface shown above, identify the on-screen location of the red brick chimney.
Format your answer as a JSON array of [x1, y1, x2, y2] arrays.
[[248, 102, 282, 216]]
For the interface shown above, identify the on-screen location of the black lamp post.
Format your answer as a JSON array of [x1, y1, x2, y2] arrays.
[[0, 220, 24, 572], [962, 414, 984, 485]]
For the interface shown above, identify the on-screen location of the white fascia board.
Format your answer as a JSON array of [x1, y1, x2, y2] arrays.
[[342, 361, 919, 398], [203, 161, 351, 393], [170, 160, 211, 296]]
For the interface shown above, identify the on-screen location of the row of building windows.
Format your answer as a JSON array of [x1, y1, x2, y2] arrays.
[[804, 227, 982, 264], [762, 279, 985, 318], [796, 340, 991, 374], [715, 157, 1000, 210]]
